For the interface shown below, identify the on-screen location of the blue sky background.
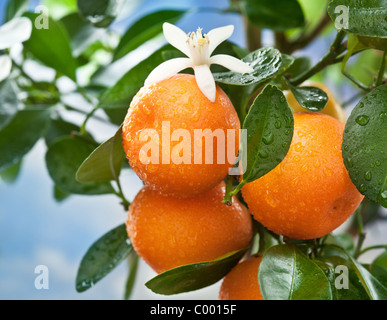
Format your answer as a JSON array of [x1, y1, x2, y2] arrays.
[[0, 0, 386, 300]]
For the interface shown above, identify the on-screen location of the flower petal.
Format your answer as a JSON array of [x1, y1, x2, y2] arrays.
[[163, 23, 190, 58], [0, 17, 32, 50], [0, 55, 12, 82], [194, 65, 216, 102], [144, 58, 192, 86], [207, 25, 234, 56], [210, 54, 254, 73]]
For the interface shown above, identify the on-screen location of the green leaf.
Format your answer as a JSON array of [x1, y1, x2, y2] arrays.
[[258, 244, 333, 300], [342, 84, 387, 207], [76, 224, 132, 293], [242, 0, 305, 31], [45, 136, 114, 195], [98, 45, 174, 124], [322, 244, 387, 300], [44, 118, 81, 147], [286, 81, 328, 112], [320, 253, 370, 300], [0, 79, 20, 131], [0, 159, 22, 184], [370, 251, 387, 287], [23, 13, 77, 81], [5, 0, 29, 21], [61, 12, 106, 57], [145, 249, 246, 295], [77, 0, 124, 28], [114, 9, 185, 61], [0, 109, 51, 171], [53, 184, 71, 202], [328, 0, 387, 38], [213, 47, 283, 86], [342, 34, 387, 73], [240, 84, 294, 183], [76, 125, 125, 182]]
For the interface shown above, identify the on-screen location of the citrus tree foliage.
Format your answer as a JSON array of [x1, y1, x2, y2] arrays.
[[1, 0, 387, 300]]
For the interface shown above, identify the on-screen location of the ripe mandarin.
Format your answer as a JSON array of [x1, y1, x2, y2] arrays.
[[126, 182, 252, 274], [219, 256, 263, 300], [242, 112, 364, 240], [122, 74, 240, 197]]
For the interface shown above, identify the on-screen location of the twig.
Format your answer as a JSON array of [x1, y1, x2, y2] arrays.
[[288, 13, 332, 53], [290, 30, 347, 86]]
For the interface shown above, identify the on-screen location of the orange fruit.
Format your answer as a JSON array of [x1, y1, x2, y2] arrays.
[[122, 74, 240, 197], [285, 81, 347, 123], [219, 256, 263, 300], [242, 112, 364, 240], [126, 182, 252, 274]]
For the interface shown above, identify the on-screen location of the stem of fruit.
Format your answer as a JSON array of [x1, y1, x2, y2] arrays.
[[222, 179, 246, 205], [289, 30, 347, 86], [113, 177, 130, 211]]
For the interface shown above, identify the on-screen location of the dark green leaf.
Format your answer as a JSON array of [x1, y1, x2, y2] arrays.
[[0, 79, 20, 131], [240, 84, 294, 183], [320, 252, 370, 300], [114, 10, 185, 61], [286, 57, 311, 78], [5, 0, 29, 21], [44, 119, 81, 147], [76, 125, 125, 182], [328, 0, 387, 38], [98, 45, 174, 123], [145, 249, 246, 295], [286, 81, 328, 112], [77, 0, 124, 28], [322, 244, 387, 300], [53, 184, 71, 202], [61, 12, 106, 57], [0, 159, 22, 184], [45, 136, 114, 195], [342, 84, 387, 207], [242, 0, 305, 31], [41, 0, 77, 20], [213, 47, 283, 86], [370, 251, 387, 287], [258, 244, 332, 300], [76, 224, 132, 293], [0, 109, 51, 171], [23, 13, 77, 80]]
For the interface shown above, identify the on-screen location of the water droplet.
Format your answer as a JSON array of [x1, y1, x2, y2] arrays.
[[376, 160, 381, 166], [344, 145, 349, 151], [293, 155, 300, 162], [364, 171, 372, 181], [275, 120, 282, 129], [259, 150, 269, 158], [359, 102, 364, 108], [263, 132, 274, 145], [280, 96, 285, 103], [356, 115, 370, 126], [346, 158, 353, 168], [380, 112, 387, 118], [323, 168, 333, 177], [359, 184, 367, 193]]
